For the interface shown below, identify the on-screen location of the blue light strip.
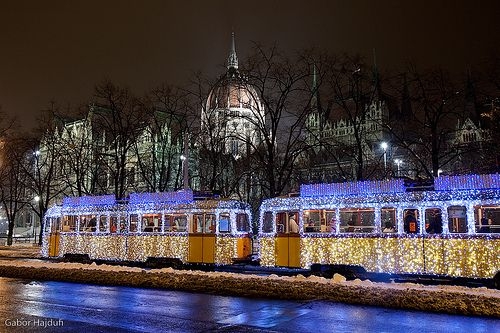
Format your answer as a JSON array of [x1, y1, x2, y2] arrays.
[[300, 179, 405, 197], [129, 189, 194, 205], [434, 174, 500, 191], [63, 194, 116, 207]]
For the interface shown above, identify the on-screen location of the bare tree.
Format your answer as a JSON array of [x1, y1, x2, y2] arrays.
[[0, 137, 30, 245], [242, 44, 315, 198], [133, 84, 191, 192], [393, 67, 463, 178], [91, 81, 147, 199], [188, 70, 236, 196], [53, 105, 101, 196], [21, 106, 69, 245], [316, 54, 389, 181]]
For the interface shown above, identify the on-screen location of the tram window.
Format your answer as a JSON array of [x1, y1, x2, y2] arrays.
[[110, 216, 118, 233], [447, 206, 467, 233], [424, 208, 443, 234], [173, 215, 187, 232], [276, 212, 298, 233], [475, 206, 500, 233], [303, 210, 320, 233], [79, 215, 96, 232], [49, 217, 61, 232], [192, 214, 203, 233], [205, 214, 215, 233], [325, 210, 337, 233], [142, 216, 153, 232], [381, 208, 397, 233], [339, 208, 375, 233], [262, 212, 273, 233], [403, 209, 419, 233], [276, 212, 286, 233], [236, 213, 249, 232], [62, 215, 77, 232], [164, 215, 172, 232], [119, 216, 127, 232], [142, 214, 161, 232], [154, 214, 162, 232], [129, 214, 138, 232], [219, 213, 230, 233], [99, 216, 107, 232]]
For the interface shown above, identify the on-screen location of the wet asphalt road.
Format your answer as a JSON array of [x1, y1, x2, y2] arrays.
[[0, 277, 498, 333]]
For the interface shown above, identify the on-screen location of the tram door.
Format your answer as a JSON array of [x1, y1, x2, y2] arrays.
[[275, 212, 301, 268], [188, 213, 216, 263], [47, 217, 61, 257]]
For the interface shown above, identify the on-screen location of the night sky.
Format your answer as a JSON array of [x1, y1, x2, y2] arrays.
[[1, 0, 499, 130]]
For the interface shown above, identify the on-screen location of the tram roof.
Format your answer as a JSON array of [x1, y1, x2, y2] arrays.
[[54, 189, 249, 213], [299, 174, 500, 198]]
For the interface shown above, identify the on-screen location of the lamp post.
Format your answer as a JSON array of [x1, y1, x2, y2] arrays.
[[380, 142, 388, 172], [394, 159, 402, 177], [33, 195, 40, 243], [180, 155, 188, 189]]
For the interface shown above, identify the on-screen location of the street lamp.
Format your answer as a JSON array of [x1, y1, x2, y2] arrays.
[[380, 142, 388, 171], [438, 169, 443, 177], [394, 159, 402, 177], [33, 195, 40, 243], [180, 155, 188, 189]]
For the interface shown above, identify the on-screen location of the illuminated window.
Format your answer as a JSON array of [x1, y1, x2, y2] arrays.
[[172, 215, 187, 232], [205, 214, 215, 233], [447, 206, 467, 233], [236, 213, 249, 232], [192, 214, 203, 233], [50, 217, 61, 232], [339, 208, 375, 233], [381, 207, 397, 233], [475, 206, 500, 233], [164, 214, 172, 232], [79, 215, 96, 232], [219, 213, 230, 233], [403, 209, 419, 234], [263, 212, 273, 233], [424, 208, 443, 234], [129, 214, 138, 232], [62, 215, 77, 232], [99, 215, 107, 232]]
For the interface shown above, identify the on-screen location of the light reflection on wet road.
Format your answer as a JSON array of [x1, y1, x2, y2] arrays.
[[0, 277, 497, 332]]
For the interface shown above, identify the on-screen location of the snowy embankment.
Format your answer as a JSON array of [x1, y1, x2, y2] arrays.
[[0, 256, 498, 318]]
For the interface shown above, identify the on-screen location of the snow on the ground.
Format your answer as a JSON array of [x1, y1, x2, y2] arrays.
[[0, 248, 498, 317], [0, 258, 497, 298]]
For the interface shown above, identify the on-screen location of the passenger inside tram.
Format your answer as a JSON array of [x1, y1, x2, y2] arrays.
[[403, 209, 419, 233]]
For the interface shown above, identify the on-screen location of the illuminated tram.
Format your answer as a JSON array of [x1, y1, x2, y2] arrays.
[[258, 174, 500, 285], [42, 189, 253, 265]]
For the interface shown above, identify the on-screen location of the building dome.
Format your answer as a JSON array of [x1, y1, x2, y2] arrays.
[[206, 74, 261, 111], [206, 32, 261, 111]]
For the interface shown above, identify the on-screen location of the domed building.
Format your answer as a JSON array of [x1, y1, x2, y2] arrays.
[[202, 33, 264, 157]]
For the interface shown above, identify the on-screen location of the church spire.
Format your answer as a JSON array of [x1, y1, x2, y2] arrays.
[[227, 32, 239, 71], [311, 64, 319, 110]]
